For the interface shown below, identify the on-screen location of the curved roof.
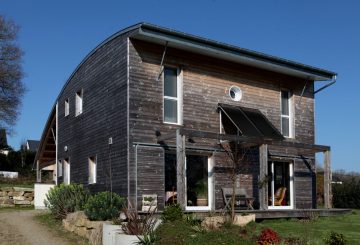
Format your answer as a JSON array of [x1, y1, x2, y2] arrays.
[[34, 23, 337, 168]]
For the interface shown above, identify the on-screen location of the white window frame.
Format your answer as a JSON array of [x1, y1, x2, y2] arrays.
[[163, 67, 183, 125], [75, 89, 83, 116], [268, 161, 294, 210], [58, 159, 63, 177], [280, 90, 294, 138], [63, 158, 70, 185], [88, 156, 97, 184], [64, 98, 69, 117], [185, 155, 214, 211]]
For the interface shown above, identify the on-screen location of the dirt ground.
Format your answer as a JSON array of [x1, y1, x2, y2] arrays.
[[0, 209, 71, 245]]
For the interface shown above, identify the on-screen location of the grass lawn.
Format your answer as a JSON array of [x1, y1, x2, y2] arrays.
[[259, 210, 360, 244], [155, 211, 360, 244], [35, 212, 88, 245]]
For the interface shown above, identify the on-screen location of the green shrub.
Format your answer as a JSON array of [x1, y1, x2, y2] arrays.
[[162, 203, 183, 222], [84, 191, 125, 221], [333, 178, 360, 208], [45, 183, 89, 219], [324, 231, 347, 245]]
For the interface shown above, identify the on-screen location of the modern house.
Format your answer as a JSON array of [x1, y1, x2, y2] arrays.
[[34, 23, 336, 212]]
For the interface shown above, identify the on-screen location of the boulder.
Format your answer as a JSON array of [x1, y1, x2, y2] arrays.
[[74, 226, 91, 238], [13, 196, 26, 201], [62, 219, 76, 232], [201, 216, 226, 230], [14, 200, 31, 205], [13, 187, 34, 192], [24, 192, 34, 198], [65, 211, 88, 227], [233, 214, 256, 227], [11, 191, 25, 196]]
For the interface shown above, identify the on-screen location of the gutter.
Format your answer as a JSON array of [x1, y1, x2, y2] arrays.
[[314, 75, 337, 94]]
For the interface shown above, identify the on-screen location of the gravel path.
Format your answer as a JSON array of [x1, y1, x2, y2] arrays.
[[0, 210, 71, 245]]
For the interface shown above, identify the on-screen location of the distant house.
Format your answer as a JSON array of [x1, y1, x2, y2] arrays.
[[35, 23, 335, 211], [0, 129, 9, 156], [23, 140, 40, 152]]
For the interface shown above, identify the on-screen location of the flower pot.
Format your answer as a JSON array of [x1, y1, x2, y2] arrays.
[[197, 198, 208, 206]]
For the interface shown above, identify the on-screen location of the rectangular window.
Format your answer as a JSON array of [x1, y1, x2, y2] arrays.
[[63, 158, 70, 185], [58, 160, 62, 177], [75, 89, 83, 116], [164, 67, 182, 124], [281, 90, 293, 138], [88, 156, 97, 184], [64, 99, 69, 117]]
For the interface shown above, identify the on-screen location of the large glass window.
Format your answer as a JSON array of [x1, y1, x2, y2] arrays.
[[281, 90, 292, 137], [164, 68, 181, 124]]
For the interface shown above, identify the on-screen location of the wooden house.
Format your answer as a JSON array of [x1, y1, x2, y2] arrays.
[[34, 23, 336, 212]]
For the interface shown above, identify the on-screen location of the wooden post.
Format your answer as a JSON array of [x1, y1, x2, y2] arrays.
[[176, 128, 186, 209], [324, 150, 332, 208], [259, 144, 268, 210], [36, 160, 41, 183]]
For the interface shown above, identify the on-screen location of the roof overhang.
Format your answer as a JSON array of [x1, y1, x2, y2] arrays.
[[130, 23, 336, 81], [33, 106, 56, 169]]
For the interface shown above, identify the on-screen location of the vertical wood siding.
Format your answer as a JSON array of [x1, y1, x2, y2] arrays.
[[57, 35, 128, 196], [128, 39, 316, 209]]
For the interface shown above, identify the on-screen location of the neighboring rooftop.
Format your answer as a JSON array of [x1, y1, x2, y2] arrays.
[[26, 140, 40, 152]]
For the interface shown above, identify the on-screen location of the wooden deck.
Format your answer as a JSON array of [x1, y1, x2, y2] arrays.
[[231, 208, 351, 219], [179, 208, 351, 220]]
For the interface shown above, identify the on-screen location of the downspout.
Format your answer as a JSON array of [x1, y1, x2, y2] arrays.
[[314, 75, 337, 94], [135, 144, 139, 210], [55, 102, 58, 185]]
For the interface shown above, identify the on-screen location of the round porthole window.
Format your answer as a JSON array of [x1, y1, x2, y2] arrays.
[[229, 86, 242, 101]]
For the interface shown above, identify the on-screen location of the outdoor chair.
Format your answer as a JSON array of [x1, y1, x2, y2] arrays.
[[222, 187, 254, 210], [270, 187, 287, 206]]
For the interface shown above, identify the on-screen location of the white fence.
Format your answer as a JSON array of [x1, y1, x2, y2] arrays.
[[34, 183, 55, 209]]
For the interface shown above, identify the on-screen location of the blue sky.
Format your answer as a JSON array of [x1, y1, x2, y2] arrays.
[[1, 1, 359, 171]]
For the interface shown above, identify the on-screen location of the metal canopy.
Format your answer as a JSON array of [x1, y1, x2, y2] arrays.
[[218, 103, 284, 140]]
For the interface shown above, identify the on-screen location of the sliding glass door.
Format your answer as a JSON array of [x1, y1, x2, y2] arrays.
[[268, 161, 294, 209]]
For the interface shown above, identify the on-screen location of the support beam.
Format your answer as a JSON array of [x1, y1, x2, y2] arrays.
[[176, 128, 186, 209], [259, 144, 268, 210], [36, 160, 41, 183], [324, 150, 332, 208]]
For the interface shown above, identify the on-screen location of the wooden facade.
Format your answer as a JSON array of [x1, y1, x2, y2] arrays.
[[34, 23, 336, 212]]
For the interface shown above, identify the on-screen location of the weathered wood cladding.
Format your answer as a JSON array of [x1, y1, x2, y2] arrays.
[[128, 39, 317, 209], [57, 35, 129, 196]]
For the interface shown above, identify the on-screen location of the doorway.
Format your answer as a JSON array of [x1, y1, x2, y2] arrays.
[[268, 161, 294, 209]]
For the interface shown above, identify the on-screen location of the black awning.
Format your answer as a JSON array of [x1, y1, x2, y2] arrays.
[[219, 103, 284, 140]]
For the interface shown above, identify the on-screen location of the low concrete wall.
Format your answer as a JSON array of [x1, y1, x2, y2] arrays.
[[0, 187, 34, 207], [34, 183, 55, 209]]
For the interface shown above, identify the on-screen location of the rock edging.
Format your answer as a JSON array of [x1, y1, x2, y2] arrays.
[[0, 187, 34, 207]]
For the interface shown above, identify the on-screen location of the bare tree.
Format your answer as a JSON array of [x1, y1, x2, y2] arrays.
[[220, 140, 252, 221], [0, 16, 25, 131]]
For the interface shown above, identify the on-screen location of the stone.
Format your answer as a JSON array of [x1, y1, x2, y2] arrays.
[[0, 204, 15, 208], [85, 220, 104, 229], [233, 214, 256, 227], [1, 187, 13, 192], [65, 211, 88, 227], [12, 191, 25, 196], [0, 196, 8, 200], [13, 187, 34, 192], [0, 191, 5, 196], [30, 200, 34, 205], [14, 200, 31, 205], [13, 196, 26, 201], [24, 192, 34, 198], [25, 197, 34, 201], [201, 216, 226, 230], [62, 219, 76, 232], [0, 199, 14, 205], [74, 226, 91, 238]]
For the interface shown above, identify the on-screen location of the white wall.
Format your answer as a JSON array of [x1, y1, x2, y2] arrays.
[[34, 183, 55, 209], [0, 171, 18, 178]]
